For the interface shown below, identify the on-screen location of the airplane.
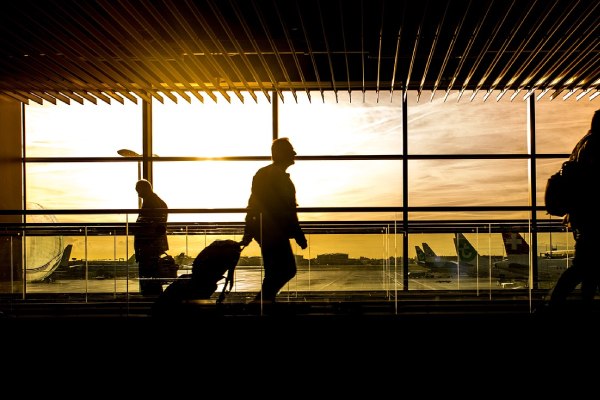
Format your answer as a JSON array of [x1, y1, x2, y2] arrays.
[[417, 238, 490, 278], [452, 233, 494, 277], [493, 231, 570, 285], [415, 245, 427, 265], [409, 247, 435, 278], [413, 235, 505, 279], [416, 242, 459, 275], [48, 251, 140, 280], [542, 249, 575, 259], [29, 244, 73, 283]]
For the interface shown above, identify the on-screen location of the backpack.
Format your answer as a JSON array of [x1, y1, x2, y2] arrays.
[[544, 160, 580, 217], [544, 131, 595, 218]]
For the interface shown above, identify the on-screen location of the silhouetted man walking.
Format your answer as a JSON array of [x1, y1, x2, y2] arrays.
[[240, 138, 307, 304]]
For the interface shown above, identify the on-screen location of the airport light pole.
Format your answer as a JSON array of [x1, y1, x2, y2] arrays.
[[117, 149, 142, 208]]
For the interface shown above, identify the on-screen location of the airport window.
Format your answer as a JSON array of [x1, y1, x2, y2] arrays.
[[152, 92, 272, 157], [279, 90, 404, 156], [406, 90, 527, 155], [25, 162, 138, 220], [408, 159, 530, 214], [25, 101, 141, 158], [535, 96, 598, 154], [17, 90, 598, 297], [153, 159, 403, 214]]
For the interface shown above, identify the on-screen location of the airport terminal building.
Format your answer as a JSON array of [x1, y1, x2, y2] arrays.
[[0, 0, 598, 321]]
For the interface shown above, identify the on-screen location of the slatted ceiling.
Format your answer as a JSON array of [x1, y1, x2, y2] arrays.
[[464, 1, 514, 102], [194, 1, 261, 103], [273, 1, 305, 102], [222, 0, 279, 102], [478, 1, 536, 99], [523, 6, 590, 89], [158, 3, 229, 103], [417, 1, 447, 102], [0, 0, 598, 106]]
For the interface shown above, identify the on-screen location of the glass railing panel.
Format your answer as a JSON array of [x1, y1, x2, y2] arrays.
[[0, 228, 23, 296], [2, 210, 566, 315], [535, 228, 574, 291]]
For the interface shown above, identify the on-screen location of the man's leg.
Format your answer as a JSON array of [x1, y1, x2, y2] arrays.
[[257, 240, 296, 302], [547, 263, 583, 312], [138, 255, 163, 296]]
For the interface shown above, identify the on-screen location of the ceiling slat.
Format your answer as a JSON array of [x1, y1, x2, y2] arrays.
[[317, 0, 338, 102], [530, 5, 599, 89], [467, 0, 520, 101], [224, 0, 281, 102], [66, 1, 166, 103], [31, 91, 57, 105], [431, 0, 471, 101], [47, 91, 72, 105], [96, 1, 197, 104], [296, 1, 325, 102], [251, 0, 296, 102], [3, 91, 30, 104], [405, 1, 429, 101], [32, 3, 145, 104], [454, 0, 495, 101], [273, 0, 309, 101], [509, 1, 583, 91], [417, 1, 449, 101], [59, 91, 85, 105]]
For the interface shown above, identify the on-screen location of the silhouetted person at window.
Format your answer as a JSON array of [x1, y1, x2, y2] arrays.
[[546, 109, 600, 313], [133, 179, 169, 296], [240, 138, 308, 304]]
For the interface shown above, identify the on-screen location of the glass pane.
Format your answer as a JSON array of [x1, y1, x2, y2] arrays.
[[153, 161, 262, 212], [408, 159, 529, 207], [536, 158, 568, 208], [407, 90, 527, 154], [153, 159, 403, 213], [25, 162, 139, 217], [294, 160, 402, 207], [25, 101, 141, 157], [535, 94, 598, 154], [280, 90, 404, 155], [496, 229, 572, 291], [152, 92, 272, 157], [408, 232, 504, 291]]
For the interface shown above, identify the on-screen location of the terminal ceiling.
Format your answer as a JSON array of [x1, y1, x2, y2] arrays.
[[0, 0, 598, 105]]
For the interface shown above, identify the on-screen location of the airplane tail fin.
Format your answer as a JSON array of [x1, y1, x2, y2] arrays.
[[59, 244, 73, 268], [415, 245, 426, 263], [454, 233, 479, 263], [501, 231, 530, 255], [422, 243, 438, 258]]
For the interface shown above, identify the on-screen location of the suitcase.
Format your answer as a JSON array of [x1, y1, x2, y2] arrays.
[[153, 240, 243, 315]]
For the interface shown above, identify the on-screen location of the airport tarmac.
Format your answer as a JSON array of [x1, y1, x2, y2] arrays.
[[21, 264, 535, 295]]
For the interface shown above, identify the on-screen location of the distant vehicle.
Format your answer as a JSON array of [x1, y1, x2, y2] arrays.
[[408, 269, 434, 279]]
